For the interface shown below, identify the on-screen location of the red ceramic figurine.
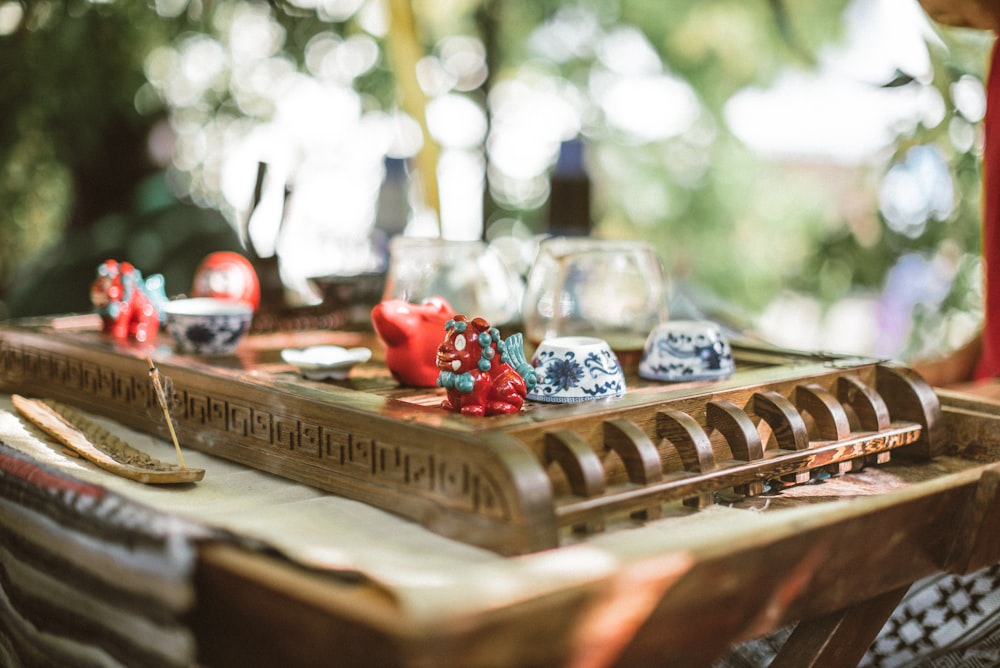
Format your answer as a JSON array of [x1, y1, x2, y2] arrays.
[[371, 297, 456, 387], [90, 260, 168, 343], [191, 251, 261, 310], [436, 314, 538, 416]]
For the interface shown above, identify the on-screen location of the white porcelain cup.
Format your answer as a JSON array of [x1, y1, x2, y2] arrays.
[[162, 298, 254, 355], [639, 320, 735, 382], [382, 236, 523, 326], [526, 336, 626, 403]]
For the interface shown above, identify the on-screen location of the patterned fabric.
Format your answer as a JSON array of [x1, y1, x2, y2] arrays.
[[862, 566, 1000, 668], [717, 567, 1000, 668], [0, 441, 211, 668]]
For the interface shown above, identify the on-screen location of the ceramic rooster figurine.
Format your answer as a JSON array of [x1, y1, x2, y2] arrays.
[[436, 315, 538, 416]]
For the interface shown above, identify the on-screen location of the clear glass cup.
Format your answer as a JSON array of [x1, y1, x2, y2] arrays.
[[522, 237, 669, 359], [382, 236, 524, 326]]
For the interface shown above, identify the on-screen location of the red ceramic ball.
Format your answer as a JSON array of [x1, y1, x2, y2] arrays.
[[192, 251, 261, 310]]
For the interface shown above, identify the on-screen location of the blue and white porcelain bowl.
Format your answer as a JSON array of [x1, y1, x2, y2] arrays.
[[162, 298, 253, 355], [527, 336, 626, 403], [639, 319, 735, 382]]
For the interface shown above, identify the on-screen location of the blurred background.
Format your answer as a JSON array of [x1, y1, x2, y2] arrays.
[[0, 0, 992, 363]]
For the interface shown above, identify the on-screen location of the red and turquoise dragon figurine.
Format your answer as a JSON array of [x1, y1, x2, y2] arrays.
[[436, 315, 538, 416]]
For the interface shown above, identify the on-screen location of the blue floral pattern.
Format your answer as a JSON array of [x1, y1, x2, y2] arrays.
[[528, 345, 625, 403], [639, 324, 734, 382], [169, 314, 250, 355], [544, 354, 584, 392]]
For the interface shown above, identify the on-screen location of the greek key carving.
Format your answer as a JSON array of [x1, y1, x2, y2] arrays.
[[113, 372, 141, 406], [404, 449, 434, 490], [81, 363, 101, 394], [250, 410, 271, 443], [438, 459, 469, 505], [346, 435, 374, 473], [228, 403, 251, 437], [299, 421, 321, 457], [321, 425, 349, 460], [185, 392, 211, 425], [0, 339, 513, 518], [273, 414, 298, 450], [65, 359, 82, 390], [475, 472, 509, 519], [376, 444, 407, 484]]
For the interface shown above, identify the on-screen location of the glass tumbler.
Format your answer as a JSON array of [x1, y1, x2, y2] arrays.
[[382, 236, 524, 326], [522, 237, 669, 359]]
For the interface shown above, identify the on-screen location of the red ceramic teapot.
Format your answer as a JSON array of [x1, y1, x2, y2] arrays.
[[371, 297, 455, 387]]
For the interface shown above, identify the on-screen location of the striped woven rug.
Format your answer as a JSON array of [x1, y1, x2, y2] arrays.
[[0, 442, 213, 668]]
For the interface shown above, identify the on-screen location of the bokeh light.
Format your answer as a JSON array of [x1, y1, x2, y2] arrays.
[[2, 0, 988, 364]]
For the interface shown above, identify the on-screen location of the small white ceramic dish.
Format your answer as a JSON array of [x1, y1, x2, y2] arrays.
[[638, 319, 735, 382], [281, 345, 372, 380], [162, 297, 253, 355], [526, 336, 626, 403]]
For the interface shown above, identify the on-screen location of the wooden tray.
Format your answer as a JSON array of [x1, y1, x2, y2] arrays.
[[0, 319, 942, 555]]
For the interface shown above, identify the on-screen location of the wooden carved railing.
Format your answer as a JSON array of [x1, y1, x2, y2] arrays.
[[504, 363, 942, 537], [0, 324, 943, 554]]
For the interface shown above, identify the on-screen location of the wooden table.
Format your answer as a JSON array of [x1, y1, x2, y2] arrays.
[[186, 396, 1000, 667], [3, 321, 1000, 666], [182, 378, 1000, 665]]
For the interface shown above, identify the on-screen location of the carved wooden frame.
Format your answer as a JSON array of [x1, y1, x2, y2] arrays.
[[0, 325, 942, 555]]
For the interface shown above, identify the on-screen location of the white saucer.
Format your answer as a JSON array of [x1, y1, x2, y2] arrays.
[[280, 345, 372, 380]]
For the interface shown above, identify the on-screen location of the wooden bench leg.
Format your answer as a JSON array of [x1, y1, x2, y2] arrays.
[[769, 585, 909, 668]]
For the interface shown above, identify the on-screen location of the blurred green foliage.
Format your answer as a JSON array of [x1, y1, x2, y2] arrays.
[[0, 0, 992, 361], [792, 27, 993, 358], [0, 2, 186, 313]]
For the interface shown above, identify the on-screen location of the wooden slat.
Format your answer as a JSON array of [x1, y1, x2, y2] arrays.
[[770, 585, 909, 668], [657, 409, 716, 508], [795, 383, 851, 441], [603, 417, 663, 519], [602, 418, 662, 485], [753, 391, 810, 451], [707, 400, 765, 496], [837, 375, 890, 432], [876, 364, 944, 459], [545, 429, 606, 533], [555, 424, 922, 525], [754, 390, 811, 484]]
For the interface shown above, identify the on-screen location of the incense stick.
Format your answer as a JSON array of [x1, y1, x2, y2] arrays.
[[146, 357, 187, 470]]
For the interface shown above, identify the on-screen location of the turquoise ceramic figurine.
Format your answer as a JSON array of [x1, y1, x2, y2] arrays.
[[436, 315, 538, 416], [90, 260, 169, 343]]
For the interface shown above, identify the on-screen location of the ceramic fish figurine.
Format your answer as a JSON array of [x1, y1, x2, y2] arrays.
[[436, 314, 538, 416], [371, 297, 456, 387], [90, 259, 168, 343]]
